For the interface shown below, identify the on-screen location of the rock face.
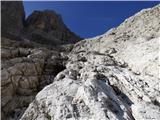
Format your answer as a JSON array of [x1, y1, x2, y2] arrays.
[[1, 1, 81, 45], [21, 4, 160, 120], [1, 2, 160, 120], [1, 2, 80, 119], [1, 1, 25, 37], [1, 37, 69, 120], [25, 10, 81, 45]]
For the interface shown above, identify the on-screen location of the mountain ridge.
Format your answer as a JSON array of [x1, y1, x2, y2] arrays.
[[1, 1, 81, 45]]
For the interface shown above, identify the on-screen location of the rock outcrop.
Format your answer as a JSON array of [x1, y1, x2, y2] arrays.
[[21, 4, 160, 120], [25, 10, 81, 45], [1, 2, 160, 120], [1, 37, 69, 120], [1, 1, 25, 38], [1, 1, 81, 45], [1, 1, 80, 119]]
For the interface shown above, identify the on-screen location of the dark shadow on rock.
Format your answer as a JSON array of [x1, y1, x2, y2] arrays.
[[111, 85, 134, 106]]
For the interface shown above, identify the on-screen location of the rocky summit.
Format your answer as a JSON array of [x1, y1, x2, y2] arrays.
[[1, 1, 81, 45], [25, 10, 81, 45], [1, 1, 160, 120]]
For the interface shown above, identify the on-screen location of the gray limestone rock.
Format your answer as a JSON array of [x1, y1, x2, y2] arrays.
[[21, 4, 160, 120]]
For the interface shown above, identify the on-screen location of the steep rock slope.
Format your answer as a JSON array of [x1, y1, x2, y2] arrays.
[[1, 1, 81, 45], [1, 1, 81, 120], [1, 1, 25, 37], [21, 4, 160, 120]]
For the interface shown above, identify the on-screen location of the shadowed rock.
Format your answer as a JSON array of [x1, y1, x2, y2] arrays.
[[25, 10, 81, 45], [1, 1, 25, 38]]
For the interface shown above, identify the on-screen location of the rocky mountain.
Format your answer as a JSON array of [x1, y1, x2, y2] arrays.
[[1, 1, 81, 45], [1, 1, 160, 120], [1, 1, 80, 120], [25, 10, 81, 45], [20, 4, 160, 120]]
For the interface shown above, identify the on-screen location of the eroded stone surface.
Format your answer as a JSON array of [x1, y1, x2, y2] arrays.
[[25, 10, 81, 45], [1, 3, 160, 120], [21, 5, 160, 120], [1, 1, 25, 37], [1, 37, 68, 120]]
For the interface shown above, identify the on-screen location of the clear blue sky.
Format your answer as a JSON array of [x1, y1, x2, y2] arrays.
[[23, 1, 159, 38]]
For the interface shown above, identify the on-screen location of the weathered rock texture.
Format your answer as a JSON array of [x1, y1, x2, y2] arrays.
[[20, 4, 160, 120], [1, 1, 81, 45], [1, 1, 25, 37], [1, 1, 80, 119], [25, 10, 81, 45], [1, 37, 69, 120]]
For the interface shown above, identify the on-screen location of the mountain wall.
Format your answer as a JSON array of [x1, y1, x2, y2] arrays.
[[1, 1, 81, 120], [1, 2, 160, 120], [21, 4, 160, 120], [25, 10, 81, 45], [1, 1, 81, 45], [1, 1, 25, 37]]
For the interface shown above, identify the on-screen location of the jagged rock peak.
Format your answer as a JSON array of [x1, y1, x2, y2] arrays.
[[1, 1, 81, 45], [26, 10, 65, 31], [25, 9, 81, 45]]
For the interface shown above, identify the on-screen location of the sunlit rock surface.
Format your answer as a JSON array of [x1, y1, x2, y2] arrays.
[[21, 4, 160, 120]]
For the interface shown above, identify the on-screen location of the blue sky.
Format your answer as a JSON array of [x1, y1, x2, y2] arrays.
[[23, 1, 159, 38]]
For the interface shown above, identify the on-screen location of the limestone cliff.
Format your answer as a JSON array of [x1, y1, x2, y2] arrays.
[[25, 10, 81, 45], [1, 1, 25, 37], [1, 1, 80, 120], [21, 4, 160, 120], [1, 2, 160, 120], [1, 1, 81, 45]]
